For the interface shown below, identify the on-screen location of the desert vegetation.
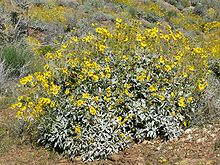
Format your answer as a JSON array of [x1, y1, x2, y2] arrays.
[[0, 0, 219, 164]]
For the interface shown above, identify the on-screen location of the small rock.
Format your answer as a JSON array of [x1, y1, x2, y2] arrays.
[[75, 156, 81, 161], [136, 156, 145, 165], [162, 158, 167, 164], [203, 128, 208, 133], [156, 146, 161, 151], [108, 155, 121, 162], [196, 138, 205, 143], [186, 134, 193, 141], [168, 146, 173, 150], [185, 128, 192, 134], [210, 134, 216, 138]]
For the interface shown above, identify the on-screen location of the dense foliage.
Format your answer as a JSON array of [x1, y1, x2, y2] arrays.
[[11, 19, 212, 161]]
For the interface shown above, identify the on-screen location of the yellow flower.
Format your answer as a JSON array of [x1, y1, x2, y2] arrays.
[[51, 85, 60, 95], [44, 64, 50, 70], [122, 55, 128, 60], [158, 95, 165, 101], [171, 111, 176, 116], [187, 65, 194, 72], [149, 85, 157, 92], [98, 44, 106, 52], [19, 75, 33, 85], [178, 97, 185, 107], [62, 44, 67, 49], [159, 56, 165, 64], [164, 65, 171, 72], [62, 68, 68, 74], [89, 106, 96, 115], [141, 42, 147, 48], [71, 36, 78, 42], [100, 72, 105, 78], [117, 116, 122, 121], [50, 101, 55, 108], [120, 133, 125, 138], [104, 96, 110, 101], [75, 125, 81, 134], [38, 97, 51, 105], [65, 82, 71, 86], [88, 71, 94, 77], [106, 92, 111, 97], [105, 66, 111, 73], [124, 37, 128, 42], [179, 97, 185, 101], [187, 97, 193, 103], [82, 92, 90, 99], [10, 104, 17, 109], [16, 111, 23, 118], [92, 75, 99, 81], [175, 56, 181, 61], [65, 89, 70, 95], [92, 96, 99, 102], [76, 100, 84, 106], [105, 57, 110, 62], [116, 18, 122, 23], [136, 34, 143, 42], [106, 73, 111, 79], [17, 102, 23, 108], [146, 75, 151, 81], [28, 102, 34, 108], [20, 106, 27, 111], [198, 83, 205, 91], [18, 96, 23, 101], [84, 34, 93, 43], [125, 89, 129, 95], [183, 72, 188, 78], [178, 101, 185, 107], [26, 97, 31, 102], [125, 83, 131, 89]]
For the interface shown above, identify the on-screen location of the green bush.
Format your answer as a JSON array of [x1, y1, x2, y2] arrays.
[[143, 12, 161, 23], [180, 0, 191, 8], [165, 0, 178, 5], [0, 60, 10, 94], [12, 19, 209, 161], [0, 44, 38, 77], [127, 6, 138, 18], [193, 4, 208, 16], [91, 11, 114, 22]]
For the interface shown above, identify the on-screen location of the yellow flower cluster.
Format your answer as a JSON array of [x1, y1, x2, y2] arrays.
[[12, 18, 213, 132], [19, 75, 33, 85], [28, 5, 71, 24]]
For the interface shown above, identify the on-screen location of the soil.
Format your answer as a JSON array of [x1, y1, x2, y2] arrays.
[[76, 123, 220, 165], [0, 109, 219, 165]]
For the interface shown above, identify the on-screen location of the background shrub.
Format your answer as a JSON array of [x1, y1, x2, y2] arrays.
[[143, 12, 161, 23], [193, 4, 208, 16], [91, 12, 114, 22], [0, 44, 37, 77]]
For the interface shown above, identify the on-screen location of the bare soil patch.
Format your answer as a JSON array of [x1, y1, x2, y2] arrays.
[[0, 108, 219, 165]]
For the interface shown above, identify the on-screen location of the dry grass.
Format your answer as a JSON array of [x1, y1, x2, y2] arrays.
[[0, 108, 71, 165]]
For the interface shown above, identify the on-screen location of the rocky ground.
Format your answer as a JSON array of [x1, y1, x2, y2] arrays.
[[0, 107, 219, 165]]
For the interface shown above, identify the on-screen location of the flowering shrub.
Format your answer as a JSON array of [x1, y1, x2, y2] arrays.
[[28, 5, 72, 24], [11, 19, 210, 161]]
